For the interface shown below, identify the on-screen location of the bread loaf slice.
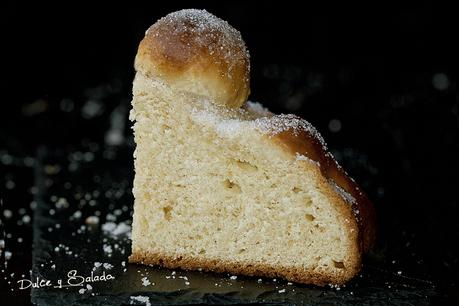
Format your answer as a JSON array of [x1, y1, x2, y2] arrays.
[[129, 9, 376, 285]]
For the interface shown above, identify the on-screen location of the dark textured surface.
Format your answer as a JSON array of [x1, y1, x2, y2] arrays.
[[29, 146, 440, 305]]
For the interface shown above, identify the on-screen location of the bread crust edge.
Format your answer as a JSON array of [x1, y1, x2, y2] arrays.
[[129, 249, 359, 286]]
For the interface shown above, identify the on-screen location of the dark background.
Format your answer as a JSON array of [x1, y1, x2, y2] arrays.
[[1, 1, 457, 304]]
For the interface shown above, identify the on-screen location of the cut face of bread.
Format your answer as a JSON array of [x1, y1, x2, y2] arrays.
[[129, 9, 376, 286]]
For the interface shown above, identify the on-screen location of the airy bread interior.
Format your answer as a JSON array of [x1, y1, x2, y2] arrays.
[[129, 74, 360, 285]]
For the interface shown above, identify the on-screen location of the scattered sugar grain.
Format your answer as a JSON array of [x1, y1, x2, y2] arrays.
[[85, 216, 100, 226], [22, 215, 31, 224], [141, 277, 151, 286], [3, 210, 13, 219], [71, 211, 82, 219], [55, 198, 69, 209]]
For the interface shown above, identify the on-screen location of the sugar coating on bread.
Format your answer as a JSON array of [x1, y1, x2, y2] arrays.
[[129, 9, 376, 286], [135, 9, 250, 108]]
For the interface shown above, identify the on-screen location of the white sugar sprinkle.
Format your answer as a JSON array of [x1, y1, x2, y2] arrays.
[[3, 210, 13, 219], [103, 244, 113, 254], [141, 277, 151, 286], [85, 216, 100, 225], [22, 215, 31, 224], [102, 222, 131, 237], [192, 101, 327, 154], [244, 101, 271, 117], [106, 213, 116, 221], [71, 210, 82, 219], [150, 9, 249, 81], [256, 114, 324, 140], [295, 153, 320, 167], [55, 198, 69, 209], [329, 179, 357, 205], [101, 222, 116, 232]]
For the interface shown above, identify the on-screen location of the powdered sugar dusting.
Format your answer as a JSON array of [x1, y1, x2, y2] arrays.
[[191, 102, 251, 138], [329, 179, 362, 222], [244, 101, 271, 117], [255, 114, 326, 145], [192, 111, 241, 138], [192, 101, 328, 153]]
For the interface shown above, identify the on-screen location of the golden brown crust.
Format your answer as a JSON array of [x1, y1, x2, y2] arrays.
[[271, 129, 377, 253], [135, 9, 250, 108], [129, 249, 360, 286], [247, 110, 376, 253]]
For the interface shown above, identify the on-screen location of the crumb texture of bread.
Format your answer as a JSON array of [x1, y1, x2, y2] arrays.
[[129, 9, 376, 286]]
